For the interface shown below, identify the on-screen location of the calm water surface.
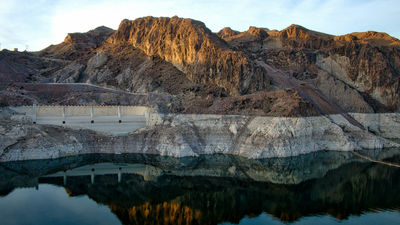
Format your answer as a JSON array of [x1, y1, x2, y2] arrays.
[[0, 150, 399, 225]]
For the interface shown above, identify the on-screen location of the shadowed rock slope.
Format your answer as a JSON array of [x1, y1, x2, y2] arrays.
[[223, 24, 400, 113]]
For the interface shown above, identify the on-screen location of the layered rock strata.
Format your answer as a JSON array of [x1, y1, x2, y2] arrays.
[[107, 16, 270, 95], [1, 107, 399, 161], [2, 16, 400, 115]]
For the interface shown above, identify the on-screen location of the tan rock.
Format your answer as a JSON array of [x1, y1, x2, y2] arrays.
[[107, 16, 270, 95]]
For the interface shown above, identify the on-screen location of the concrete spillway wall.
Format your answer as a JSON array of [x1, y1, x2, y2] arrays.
[[2, 106, 400, 161], [10, 105, 153, 135], [11, 105, 150, 115], [33, 105, 150, 117], [11, 105, 151, 119]]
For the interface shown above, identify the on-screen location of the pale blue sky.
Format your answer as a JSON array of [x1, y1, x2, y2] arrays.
[[0, 0, 399, 51]]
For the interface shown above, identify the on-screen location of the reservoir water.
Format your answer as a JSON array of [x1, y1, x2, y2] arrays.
[[0, 150, 399, 225]]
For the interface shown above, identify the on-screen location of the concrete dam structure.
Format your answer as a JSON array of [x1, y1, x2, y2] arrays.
[[3, 105, 400, 161], [12, 105, 153, 135]]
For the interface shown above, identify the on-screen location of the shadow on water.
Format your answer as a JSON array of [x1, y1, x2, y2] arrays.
[[0, 149, 400, 225]]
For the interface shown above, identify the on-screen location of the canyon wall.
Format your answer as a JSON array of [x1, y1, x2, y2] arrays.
[[107, 17, 270, 95], [1, 107, 399, 162]]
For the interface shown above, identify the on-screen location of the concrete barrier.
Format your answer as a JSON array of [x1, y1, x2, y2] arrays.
[[122, 106, 149, 116], [65, 106, 91, 116], [13, 105, 154, 135], [37, 106, 63, 116], [32, 105, 151, 117]]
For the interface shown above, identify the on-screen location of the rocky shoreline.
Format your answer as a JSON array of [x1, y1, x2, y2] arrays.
[[1, 107, 399, 162], [1, 17, 400, 163]]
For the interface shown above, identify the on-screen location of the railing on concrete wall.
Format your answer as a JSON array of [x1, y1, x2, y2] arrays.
[[10, 105, 162, 135], [28, 104, 151, 124], [8, 105, 156, 135]]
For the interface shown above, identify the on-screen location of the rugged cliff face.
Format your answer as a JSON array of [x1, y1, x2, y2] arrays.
[[227, 24, 400, 112], [1, 107, 399, 161], [216, 27, 240, 40], [107, 16, 270, 95], [1, 16, 399, 116], [42, 26, 115, 60]]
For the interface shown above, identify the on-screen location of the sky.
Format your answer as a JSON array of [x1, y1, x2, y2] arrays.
[[0, 0, 399, 51]]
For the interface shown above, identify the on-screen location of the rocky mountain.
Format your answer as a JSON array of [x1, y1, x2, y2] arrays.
[[1, 16, 399, 116], [43, 26, 115, 60], [108, 17, 269, 96]]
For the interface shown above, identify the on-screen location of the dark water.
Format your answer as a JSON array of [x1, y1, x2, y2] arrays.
[[0, 149, 400, 225]]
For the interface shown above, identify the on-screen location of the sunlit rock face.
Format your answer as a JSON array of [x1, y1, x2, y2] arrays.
[[2, 16, 400, 115], [216, 27, 240, 40], [1, 16, 400, 162], [43, 26, 115, 58], [107, 16, 270, 96]]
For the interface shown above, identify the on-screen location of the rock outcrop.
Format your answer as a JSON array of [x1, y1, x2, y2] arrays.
[[107, 16, 270, 95], [256, 25, 400, 112], [2, 16, 400, 115], [220, 26, 270, 52], [1, 107, 399, 161], [216, 27, 240, 40], [42, 26, 115, 59], [315, 46, 400, 111]]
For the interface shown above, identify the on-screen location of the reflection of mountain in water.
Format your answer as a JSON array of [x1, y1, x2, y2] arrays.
[[109, 202, 202, 225], [0, 150, 400, 224]]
